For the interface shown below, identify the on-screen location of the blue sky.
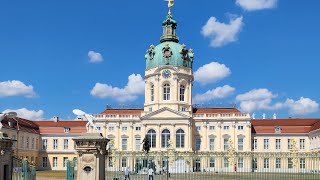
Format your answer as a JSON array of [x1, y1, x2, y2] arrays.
[[0, 0, 319, 120]]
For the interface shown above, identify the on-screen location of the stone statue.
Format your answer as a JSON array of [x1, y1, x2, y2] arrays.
[[142, 135, 151, 154], [0, 113, 5, 131]]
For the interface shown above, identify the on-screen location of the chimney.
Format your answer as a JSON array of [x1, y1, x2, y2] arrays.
[[273, 113, 277, 119], [53, 116, 59, 122]]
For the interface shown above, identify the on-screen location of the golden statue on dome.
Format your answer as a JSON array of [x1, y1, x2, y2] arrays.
[[165, 0, 175, 14]]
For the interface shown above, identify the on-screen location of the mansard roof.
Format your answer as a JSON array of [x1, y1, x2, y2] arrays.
[[251, 118, 320, 134]]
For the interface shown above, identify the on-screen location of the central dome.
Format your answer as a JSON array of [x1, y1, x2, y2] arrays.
[[144, 14, 194, 70]]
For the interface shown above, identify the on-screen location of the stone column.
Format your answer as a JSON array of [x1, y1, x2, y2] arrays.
[[73, 133, 109, 180], [0, 133, 14, 180]]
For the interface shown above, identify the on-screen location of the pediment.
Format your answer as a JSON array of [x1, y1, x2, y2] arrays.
[[140, 107, 191, 120]]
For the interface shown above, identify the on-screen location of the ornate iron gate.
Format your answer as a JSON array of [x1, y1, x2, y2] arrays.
[[12, 157, 36, 180], [66, 159, 76, 180]]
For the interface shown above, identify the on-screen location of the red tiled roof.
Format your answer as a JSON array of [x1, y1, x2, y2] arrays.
[[34, 121, 87, 127], [100, 109, 143, 114], [2, 117, 40, 134], [34, 121, 87, 134], [252, 119, 320, 134], [193, 108, 240, 114]]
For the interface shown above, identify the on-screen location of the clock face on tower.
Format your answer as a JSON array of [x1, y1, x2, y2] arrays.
[[162, 69, 171, 79]]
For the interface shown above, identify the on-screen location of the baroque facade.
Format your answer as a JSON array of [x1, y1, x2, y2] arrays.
[[0, 7, 320, 173]]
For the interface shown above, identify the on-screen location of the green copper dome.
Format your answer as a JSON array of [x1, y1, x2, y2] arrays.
[[145, 14, 194, 70]]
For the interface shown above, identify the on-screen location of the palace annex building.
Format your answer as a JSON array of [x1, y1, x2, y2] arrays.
[[1, 5, 320, 174]]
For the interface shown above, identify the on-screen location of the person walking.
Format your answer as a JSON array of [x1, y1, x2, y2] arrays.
[[124, 166, 130, 180], [148, 168, 154, 180]]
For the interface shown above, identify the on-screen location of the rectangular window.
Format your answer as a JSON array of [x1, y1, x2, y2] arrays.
[[108, 157, 113, 167], [224, 138, 229, 151], [151, 86, 154, 101], [224, 158, 229, 168], [288, 139, 293, 150], [63, 157, 68, 167], [26, 137, 30, 149], [252, 139, 257, 150], [180, 86, 185, 101], [209, 138, 215, 151], [238, 126, 244, 130], [12, 135, 16, 148], [300, 158, 305, 169], [209, 126, 215, 130], [135, 138, 141, 151], [42, 157, 48, 167], [264, 139, 269, 150], [238, 138, 244, 151], [224, 126, 229, 130], [264, 158, 269, 168], [135, 127, 141, 131], [64, 127, 69, 133], [53, 157, 58, 167], [163, 85, 170, 100], [53, 139, 58, 150], [276, 139, 281, 150], [108, 126, 114, 131], [195, 137, 201, 151], [196, 126, 201, 131], [42, 139, 47, 150], [276, 158, 281, 169], [209, 158, 215, 168], [20, 136, 24, 148], [238, 158, 244, 168], [288, 158, 293, 169], [31, 138, 34, 149], [36, 138, 38, 149], [252, 158, 257, 169], [121, 158, 127, 167], [122, 126, 128, 131], [300, 139, 305, 149], [64, 139, 69, 150], [122, 138, 128, 151]]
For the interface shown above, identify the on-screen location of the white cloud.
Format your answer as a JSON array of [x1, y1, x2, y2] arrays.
[[88, 50, 103, 63], [90, 74, 144, 102], [0, 80, 36, 98], [236, 88, 276, 101], [3, 108, 44, 120], [236, 89, 319, 115], [194, 85, 235, 103], [201, 15, 244, 47], [284, 97, 319, 116], [236, 0, 277, 11], [194, 62, 231, 85]]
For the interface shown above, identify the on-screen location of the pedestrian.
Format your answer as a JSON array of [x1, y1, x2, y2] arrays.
[[124, 166, 130, 180], [148, 167, 154, 180]]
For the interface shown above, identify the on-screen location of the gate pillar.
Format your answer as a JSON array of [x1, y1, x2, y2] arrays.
[[0, 133, 14, 180], [73, 133, 109, 180]]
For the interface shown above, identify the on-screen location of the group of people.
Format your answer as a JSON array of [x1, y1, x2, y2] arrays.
[[124, 167, 155, 180]]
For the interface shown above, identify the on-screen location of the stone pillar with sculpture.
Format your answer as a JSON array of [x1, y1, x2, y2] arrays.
[[73, 133, 109, 180], [0, 133, 15, 180]]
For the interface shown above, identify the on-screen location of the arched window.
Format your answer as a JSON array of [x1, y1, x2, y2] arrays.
[[163, 84, 170, 100], [147, 129, 156, 148], [180, 85, 185, 101], [176, 129, 185, 148], [161, 129, 171, 148], [150, 85, 154, 102]]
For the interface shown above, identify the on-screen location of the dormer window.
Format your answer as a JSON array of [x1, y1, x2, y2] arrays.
[[275, 126, 281, 133], [64, 127, 70, 133]]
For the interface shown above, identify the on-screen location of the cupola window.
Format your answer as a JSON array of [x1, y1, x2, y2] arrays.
[[151, 85, 154, 102], [163, 84, 170, 100], [180, 85, 185, 101]]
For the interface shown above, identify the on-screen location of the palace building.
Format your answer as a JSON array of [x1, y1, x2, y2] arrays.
[[1, 4, 320, 173]]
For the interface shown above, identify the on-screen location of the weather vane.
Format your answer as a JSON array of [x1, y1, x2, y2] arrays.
[[165, 0, 175, 15]]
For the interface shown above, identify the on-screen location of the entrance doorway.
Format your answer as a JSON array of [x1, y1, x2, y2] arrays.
[[3, 164, 9, 180]]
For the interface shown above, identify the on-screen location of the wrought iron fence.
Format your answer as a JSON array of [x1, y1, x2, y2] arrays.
[[12, 157, 36, 180], [105, 152, 320, 180]]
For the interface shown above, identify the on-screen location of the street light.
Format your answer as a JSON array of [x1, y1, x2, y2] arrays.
[[0, 112, 17, 131]]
